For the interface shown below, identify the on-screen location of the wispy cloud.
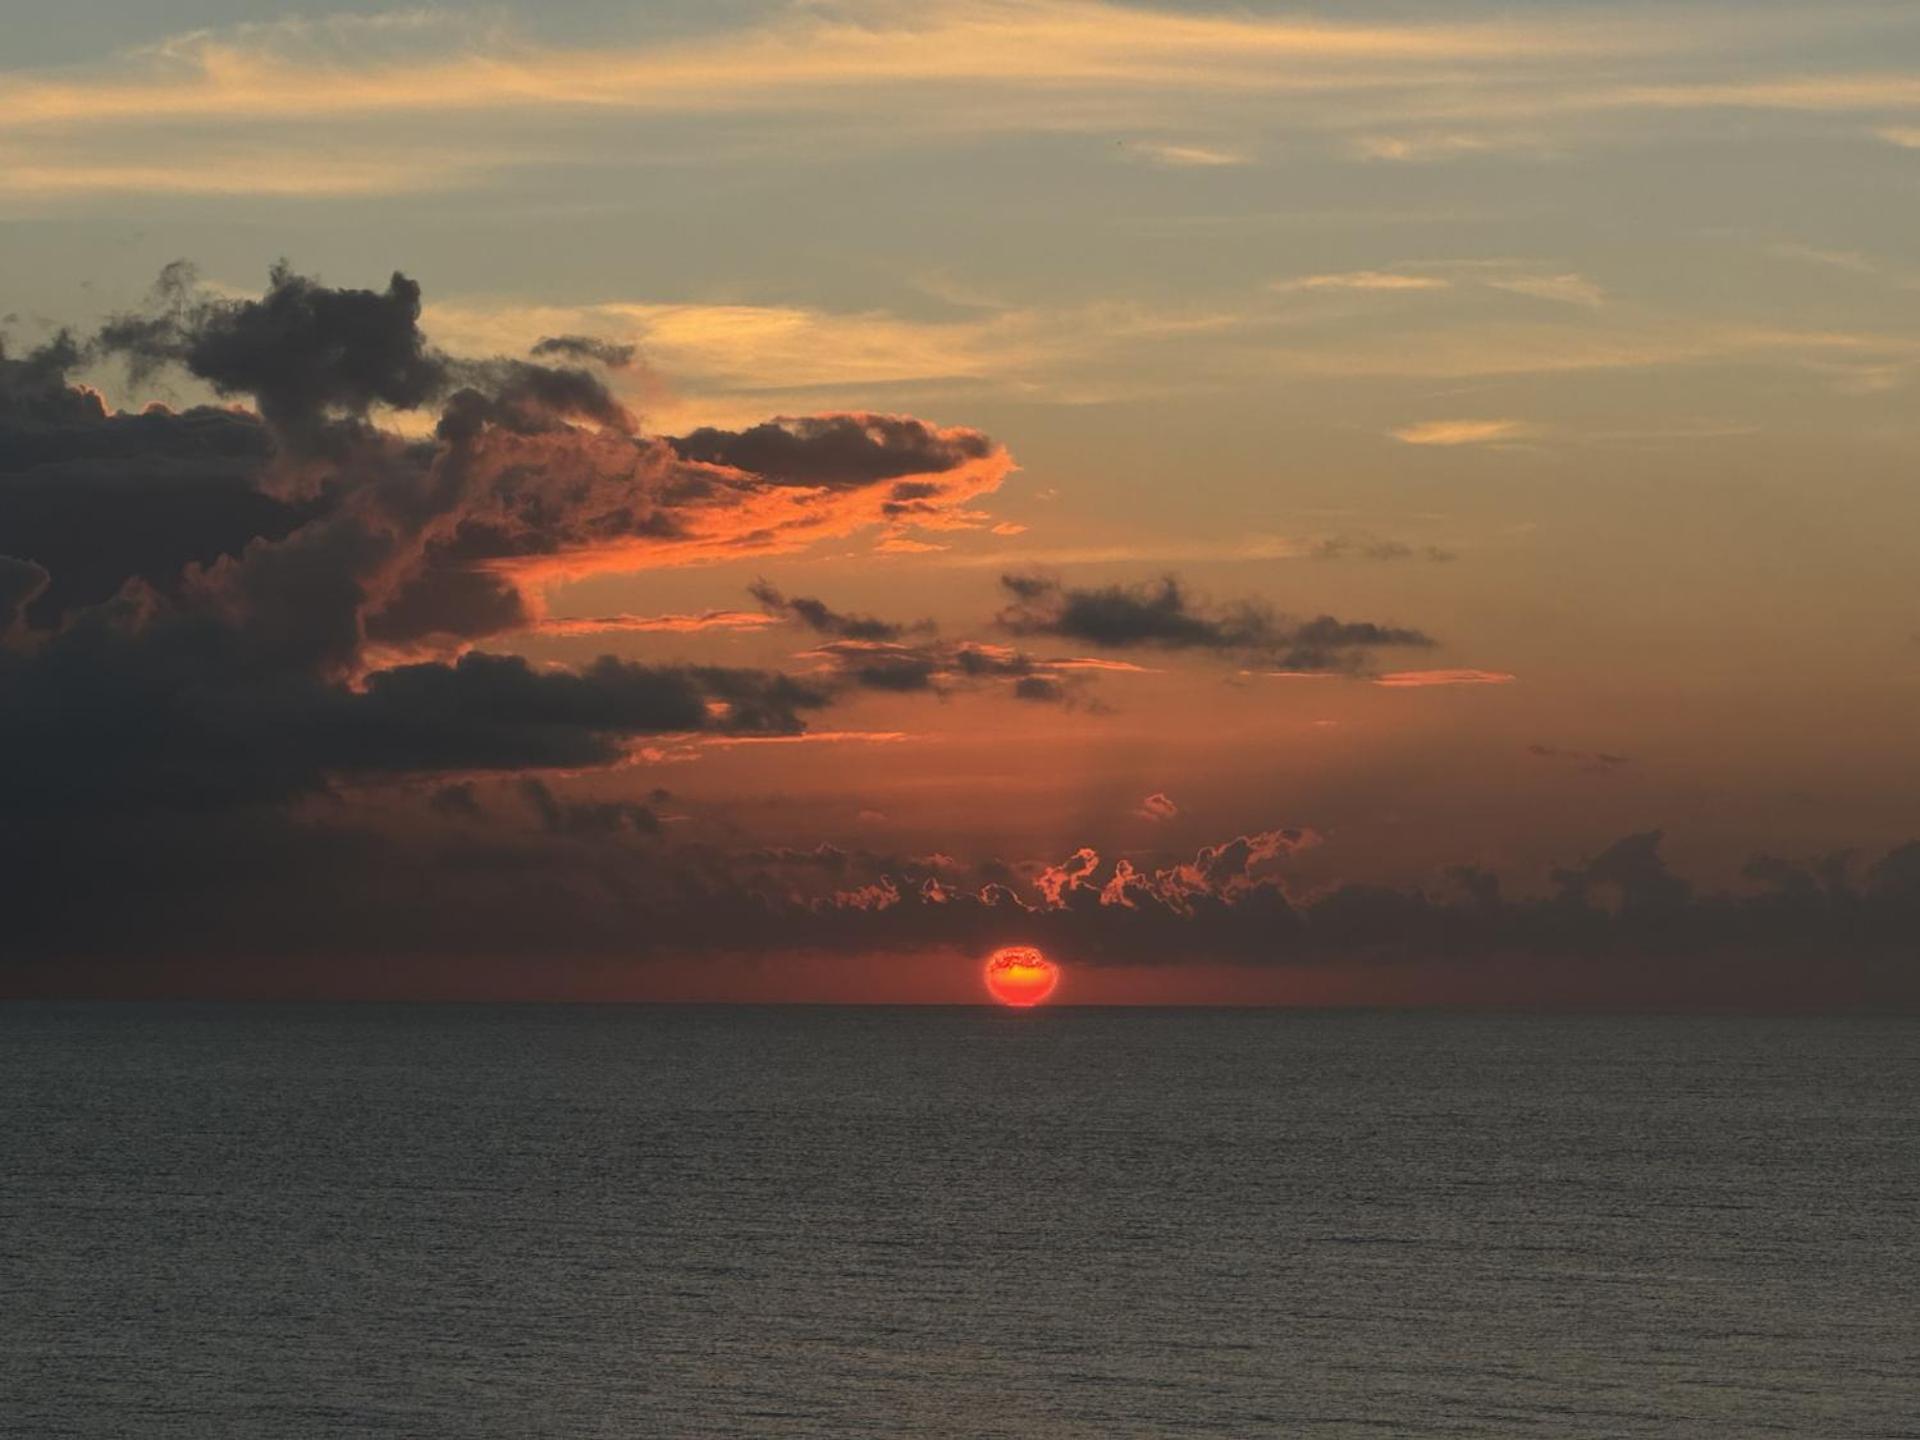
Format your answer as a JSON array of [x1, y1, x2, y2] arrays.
[[0, 145, 490, 198], [528, 611, 781, 637], [1353, 131, 1550, 163], [1275, 270, 1452, 293], [1390, 418, 1532, 446], [1483, 272, 1605, 308], [1274, 264, 1602, 308], [1374, 668, 1517, 687], [0, 3, 1611, 133], [4, 2, 1905, 167], [417, 286, 1920, 428], [1764, 241, 1881, 275], [1130, 140, 1250, 167]]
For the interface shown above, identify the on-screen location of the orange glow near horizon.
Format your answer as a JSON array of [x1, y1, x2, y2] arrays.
[[984, 945, 1060, 1007]]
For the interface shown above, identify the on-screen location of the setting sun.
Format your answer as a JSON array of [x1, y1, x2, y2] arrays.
[[983, 946, 1060, 1007]]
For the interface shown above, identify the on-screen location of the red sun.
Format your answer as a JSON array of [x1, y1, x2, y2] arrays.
[[984, 946, 1060, 1007]]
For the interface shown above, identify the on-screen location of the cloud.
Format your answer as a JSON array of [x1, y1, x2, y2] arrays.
[[0, 554, 50, 635], [996, 572, 1433, 672], [0, 4, 1603, 135], [670, 415, 996, 489], [1137, 792, 1179, 821], [528, 334, 639, 368], [1550, 829, 1690, 912], [519, 777, 662, 837], [1275, 271, 1451, 293], [81, 265, 1007, 656], [0, 261, 1020, 816], [1353, 132, 1548, 163], [1310, 534, 1456, 563], [801, 636, 1092, 706], [4, 2, 1913, 218], [0, 143, 494, 199], [528, 610, 780, 637], [1484, 272, 1606, 308], [748, 580, 921, 641], [1528, 743, 1630, 774], [1131, 141, 1251, 167], [1390, 418, 1531, 446], [1373, 669, 1516, 687], [96, 261, 455, 445]]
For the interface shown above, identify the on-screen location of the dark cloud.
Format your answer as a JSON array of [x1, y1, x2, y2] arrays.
[[529, 335, 638, 368], [439, 358, 633, 436], [59, 262, 1008, 658], [2, 331, 101, 424], [997, 573, 1433, 671], [803, 637, 1085, 705], [428, 780, 483, 820], [1551, 829, 1690, 911], [0, 261, 1008, 823], [741, 579, 1088, 705], [1012, 675, 1067, 703], [519, 778, 661, 837], [13, 815, 1915, 1011], [96, 261, 445, 449], [1528, 743, 1631, 775], [1, 334, 290, 624], [668, 414, 993, 487], [0, 554, 50, 634], [1310, 535, 1456, 563], [0, 615, 830, 813], [748, 580, 914, 641]]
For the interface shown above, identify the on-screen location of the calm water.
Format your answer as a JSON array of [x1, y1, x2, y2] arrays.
[[3, 1005, 1916, 1438]]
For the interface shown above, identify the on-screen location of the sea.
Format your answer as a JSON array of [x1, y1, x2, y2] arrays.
[[4, 1004, 1916, 1438]]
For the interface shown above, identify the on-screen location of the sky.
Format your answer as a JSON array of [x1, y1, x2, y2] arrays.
[[3, 0, 1919, 1005]]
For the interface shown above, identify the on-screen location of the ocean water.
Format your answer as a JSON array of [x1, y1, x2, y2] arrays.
[[3, 1005, 1916, 1438]]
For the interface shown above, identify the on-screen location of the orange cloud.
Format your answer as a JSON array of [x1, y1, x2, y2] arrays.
[[1373, 669, 1517, 687], [1276, 270, 1451, 293], [1391, 418, 1531, 446], [1049, 656, 1160, 673], [529, 610, 780, 636]]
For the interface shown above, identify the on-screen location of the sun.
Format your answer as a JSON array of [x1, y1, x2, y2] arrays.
[[983, 945, 1060, 1007]]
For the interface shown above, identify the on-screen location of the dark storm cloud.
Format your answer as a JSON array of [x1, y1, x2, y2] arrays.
[[61, 262, 1008, 658], [996, 573, 1433, 671], [0, 260, 1008, 825], [529, 335, 639, 368], [96, 261, 445, 448], [2, 330, 99, 425], [748, 580, 914, 641], [1, 334, 290, 622], [0, 621, 831, 813]]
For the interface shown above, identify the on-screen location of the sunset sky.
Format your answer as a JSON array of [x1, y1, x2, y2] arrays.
[[4, 1, 1918, 1003]]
